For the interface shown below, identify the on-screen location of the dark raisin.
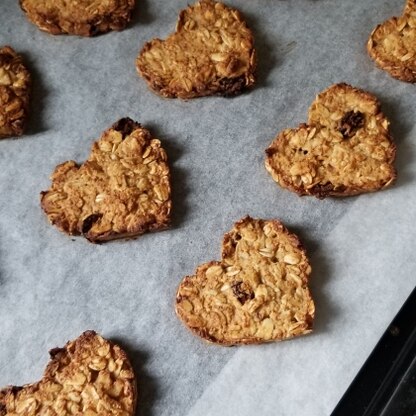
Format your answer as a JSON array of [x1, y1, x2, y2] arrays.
[[231, 281, 254, 305], [89, 24, 99, 36], [10, 386, 23, 394], [310, 182, 334, 198], [81, 213, 103, 234], [218, 76, 246, 97], [265, 148, 277, 157], [338, 111, 365, 139], [111, 118, 141, 139], [49, 347, 64, 358], [0, 54, 13, 66]]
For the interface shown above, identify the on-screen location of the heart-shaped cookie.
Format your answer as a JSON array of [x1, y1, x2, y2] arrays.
[[41, 118, 171, 242], [136, 0, 256, 99], [20, 0, 135, 36], [0, 331, 136, 416], [0, 46, 31, 138], [175, 216, 315, 346], [265, 83, 396, 198], [367, 0, 416, 82]]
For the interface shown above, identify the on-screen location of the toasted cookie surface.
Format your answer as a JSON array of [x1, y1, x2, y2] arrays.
[[265, 83, 396, 198], [136, 0, 256, 98], [0, 331, 136, 415], [175, 216, 315, 346], [41, 118, 171, 242], [0, 46, 31, 139], [20, 0, 135, 36], [367, 0, 416, 82]]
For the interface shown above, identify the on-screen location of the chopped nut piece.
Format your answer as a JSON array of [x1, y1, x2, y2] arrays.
[[0, 331, 136, 416], [175, 216, 314, 345], [0, 46, 31, 138], [136, 0, 256, 98], [367, 0, 416, 82], [41, 118, 171, 242], [265, 83, 396, 198], [19, 0, 136, 36]]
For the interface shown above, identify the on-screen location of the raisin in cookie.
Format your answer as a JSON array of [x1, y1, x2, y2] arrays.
[[136, 0, 256, 98], [0, 331, 136, 416], [20, 0, 135, 36], [265, 83, 396, 198], [41, 118, 171, 242], [176, 216, 315, 346], [367, 0, 416, 82], [0, 46, 31, 139]]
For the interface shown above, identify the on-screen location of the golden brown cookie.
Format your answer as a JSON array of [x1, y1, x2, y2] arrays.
[[20, 0, 136, 36], [367, 0, 416, 82], [0, 331, 136, 416], [136, 0, 256, 98], [175, 216, 315, 346], [41, 118, 171, 243], [265, 83, 396, 198], [0, 46, 31, 139]]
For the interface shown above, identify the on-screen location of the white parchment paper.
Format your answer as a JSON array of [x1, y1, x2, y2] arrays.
[[0, 0, 415, 415]]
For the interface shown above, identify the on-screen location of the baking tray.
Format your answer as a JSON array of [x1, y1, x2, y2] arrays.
[[332, 286, 416, 416]]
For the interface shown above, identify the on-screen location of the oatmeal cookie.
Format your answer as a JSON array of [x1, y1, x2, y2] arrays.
[[265, 83, 396, 198], [0, 46, 31, 138], [20, 0, 135, 36], [367, 0, 416, 82], [0, 331, 136, 416], [136, 0, 256, 98], [41, 118, 171, 242], [175, 216, 315, 346]]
